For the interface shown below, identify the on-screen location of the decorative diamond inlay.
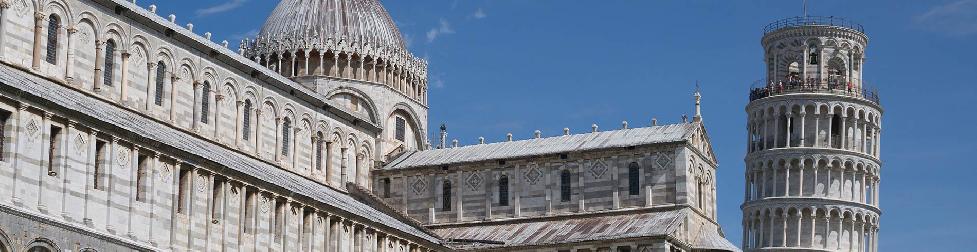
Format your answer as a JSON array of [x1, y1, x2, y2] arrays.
[[591, 160, 608, 179], [524, 164, 542, 185], [73, 134, 86, 155], [411, 177, 427, 196], [25, 119, 39, 140], [466, 172, 482, 191], [656, 153, 672, 169]]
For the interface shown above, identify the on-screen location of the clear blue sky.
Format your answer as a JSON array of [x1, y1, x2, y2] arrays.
[[148, 0, 977, 250]]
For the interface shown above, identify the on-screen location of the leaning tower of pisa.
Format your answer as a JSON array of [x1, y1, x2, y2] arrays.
[[742, 16, 882, 252]]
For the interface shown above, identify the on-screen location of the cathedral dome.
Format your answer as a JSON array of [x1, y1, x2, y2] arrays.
[[242, 0, 428, 99], [255, 0, 408, 52]]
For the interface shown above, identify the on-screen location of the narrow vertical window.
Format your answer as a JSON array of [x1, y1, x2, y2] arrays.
[[45, 15, 60, 64], [94, 140, 106, 190], [315, 132, 324, 171], [808, 43, 819, 65], [242, 100, 252, 140], [211, 178, 224, 219], [395, 117, 406, 142], [281, 117, 291, 156], [628, 162, 640, 196], [154, 61, 166, 106], [0, 110, 10, 161], [498, 175, 509, 206], [103, 40, 116, 87], [200, 81, 211, 124], [177, 168, 190, 214], [560, 170, 571, 202], [381, 178, 391, 198], [48, 125, 62, 175], [135, 154, 149, 202], [442, 181, 452, 211]]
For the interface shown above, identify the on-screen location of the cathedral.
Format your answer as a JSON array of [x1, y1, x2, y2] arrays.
[[0, 0, 884, 252]]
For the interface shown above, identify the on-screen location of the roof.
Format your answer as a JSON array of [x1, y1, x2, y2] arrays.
[[0, 64, 443, 246], [257, 0, 408, 51], [431, 208, 739, 251], [692, 226, 742, 252], [385, 123, 698, 170]]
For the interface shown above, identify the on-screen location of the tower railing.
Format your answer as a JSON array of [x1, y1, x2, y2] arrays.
[[748, 78, 881, 104], [763, 16, 865, 35]]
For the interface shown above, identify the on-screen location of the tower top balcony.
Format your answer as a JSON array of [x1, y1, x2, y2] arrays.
[[763, 16, 865, 35], [748, 78, 881, 105]]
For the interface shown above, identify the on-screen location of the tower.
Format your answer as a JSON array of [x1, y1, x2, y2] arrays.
[[742, 16, 882, 251]]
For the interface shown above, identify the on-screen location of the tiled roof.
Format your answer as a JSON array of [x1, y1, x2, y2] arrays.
[[385, 123, 697, 170], [431, 208, 739, 252], [0, 64, 442, 245]]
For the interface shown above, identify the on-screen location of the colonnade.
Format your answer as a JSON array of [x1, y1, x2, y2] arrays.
[[742, 207, 879, 252], [747, 103, 881, 158], [745, 157, 879, 207], [255, 50, 427, 105]]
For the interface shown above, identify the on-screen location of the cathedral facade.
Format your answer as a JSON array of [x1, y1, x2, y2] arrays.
[[0, 0, 739, 251]]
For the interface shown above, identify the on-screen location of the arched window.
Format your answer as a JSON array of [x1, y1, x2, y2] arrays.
[[442, 181, 452, 211], [103, 40, 116, 87], [242, 100, 252, 140], [628, 162, 640, 195], [808, 43, 819, 65], [498, 175, 509, 206], [315, 132, 324, 170], [560, 170, 571, 202], [281, 117, 291, 156], [45, 15, 60, 64], [154, 61, 166, 106], [827, 58, 848, 86], [26, 239, 57, 252], [200, 81, 211, 124], [93, 140, 106, 190]]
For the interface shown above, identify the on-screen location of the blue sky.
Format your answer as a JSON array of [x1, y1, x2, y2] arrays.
[[147, 0, 977, 250]]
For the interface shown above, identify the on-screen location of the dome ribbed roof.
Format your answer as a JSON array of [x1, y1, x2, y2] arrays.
[[255, 0, 408, 51]]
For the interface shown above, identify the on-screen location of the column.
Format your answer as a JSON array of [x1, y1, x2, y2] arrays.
[[785, 113, 792, 148], [772, 165, 778, 197], [65, 26, 77, 82], [841, 116, 848, 150], [9, 104, 27, 205], [274, 117, 282, 162], [168, 74, 179, 122], [127, 145, 140, 237], [106, 136, 118, 233], [290, 51, 297, 77], [340, 147, 348, 183], [785, 163, 791, 197], [810, 209, 817, 249], [323, 214, 332, 252], [120, 51, 131, 103], [781, 212, 788, 247], [798, 160, 805, 196], [836, 216, 843, 250], [149, 153, 159, 245], [799, 111, 807, 146], [191, 81, 201, 131], [214, 94, 224, 138], [235, 101, 243, 147], [814, 114, 821, 147], [827, 114, 834, 148], [82, 129, 97, 226], [145, 62, 157, 110], [303, 52, 310, 76], [93, 40, 104, 91], [31, 11, 44, 70], [37, 112, 51, 213], [319, 51, 325, 75], [0, 3, 9, 59]]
